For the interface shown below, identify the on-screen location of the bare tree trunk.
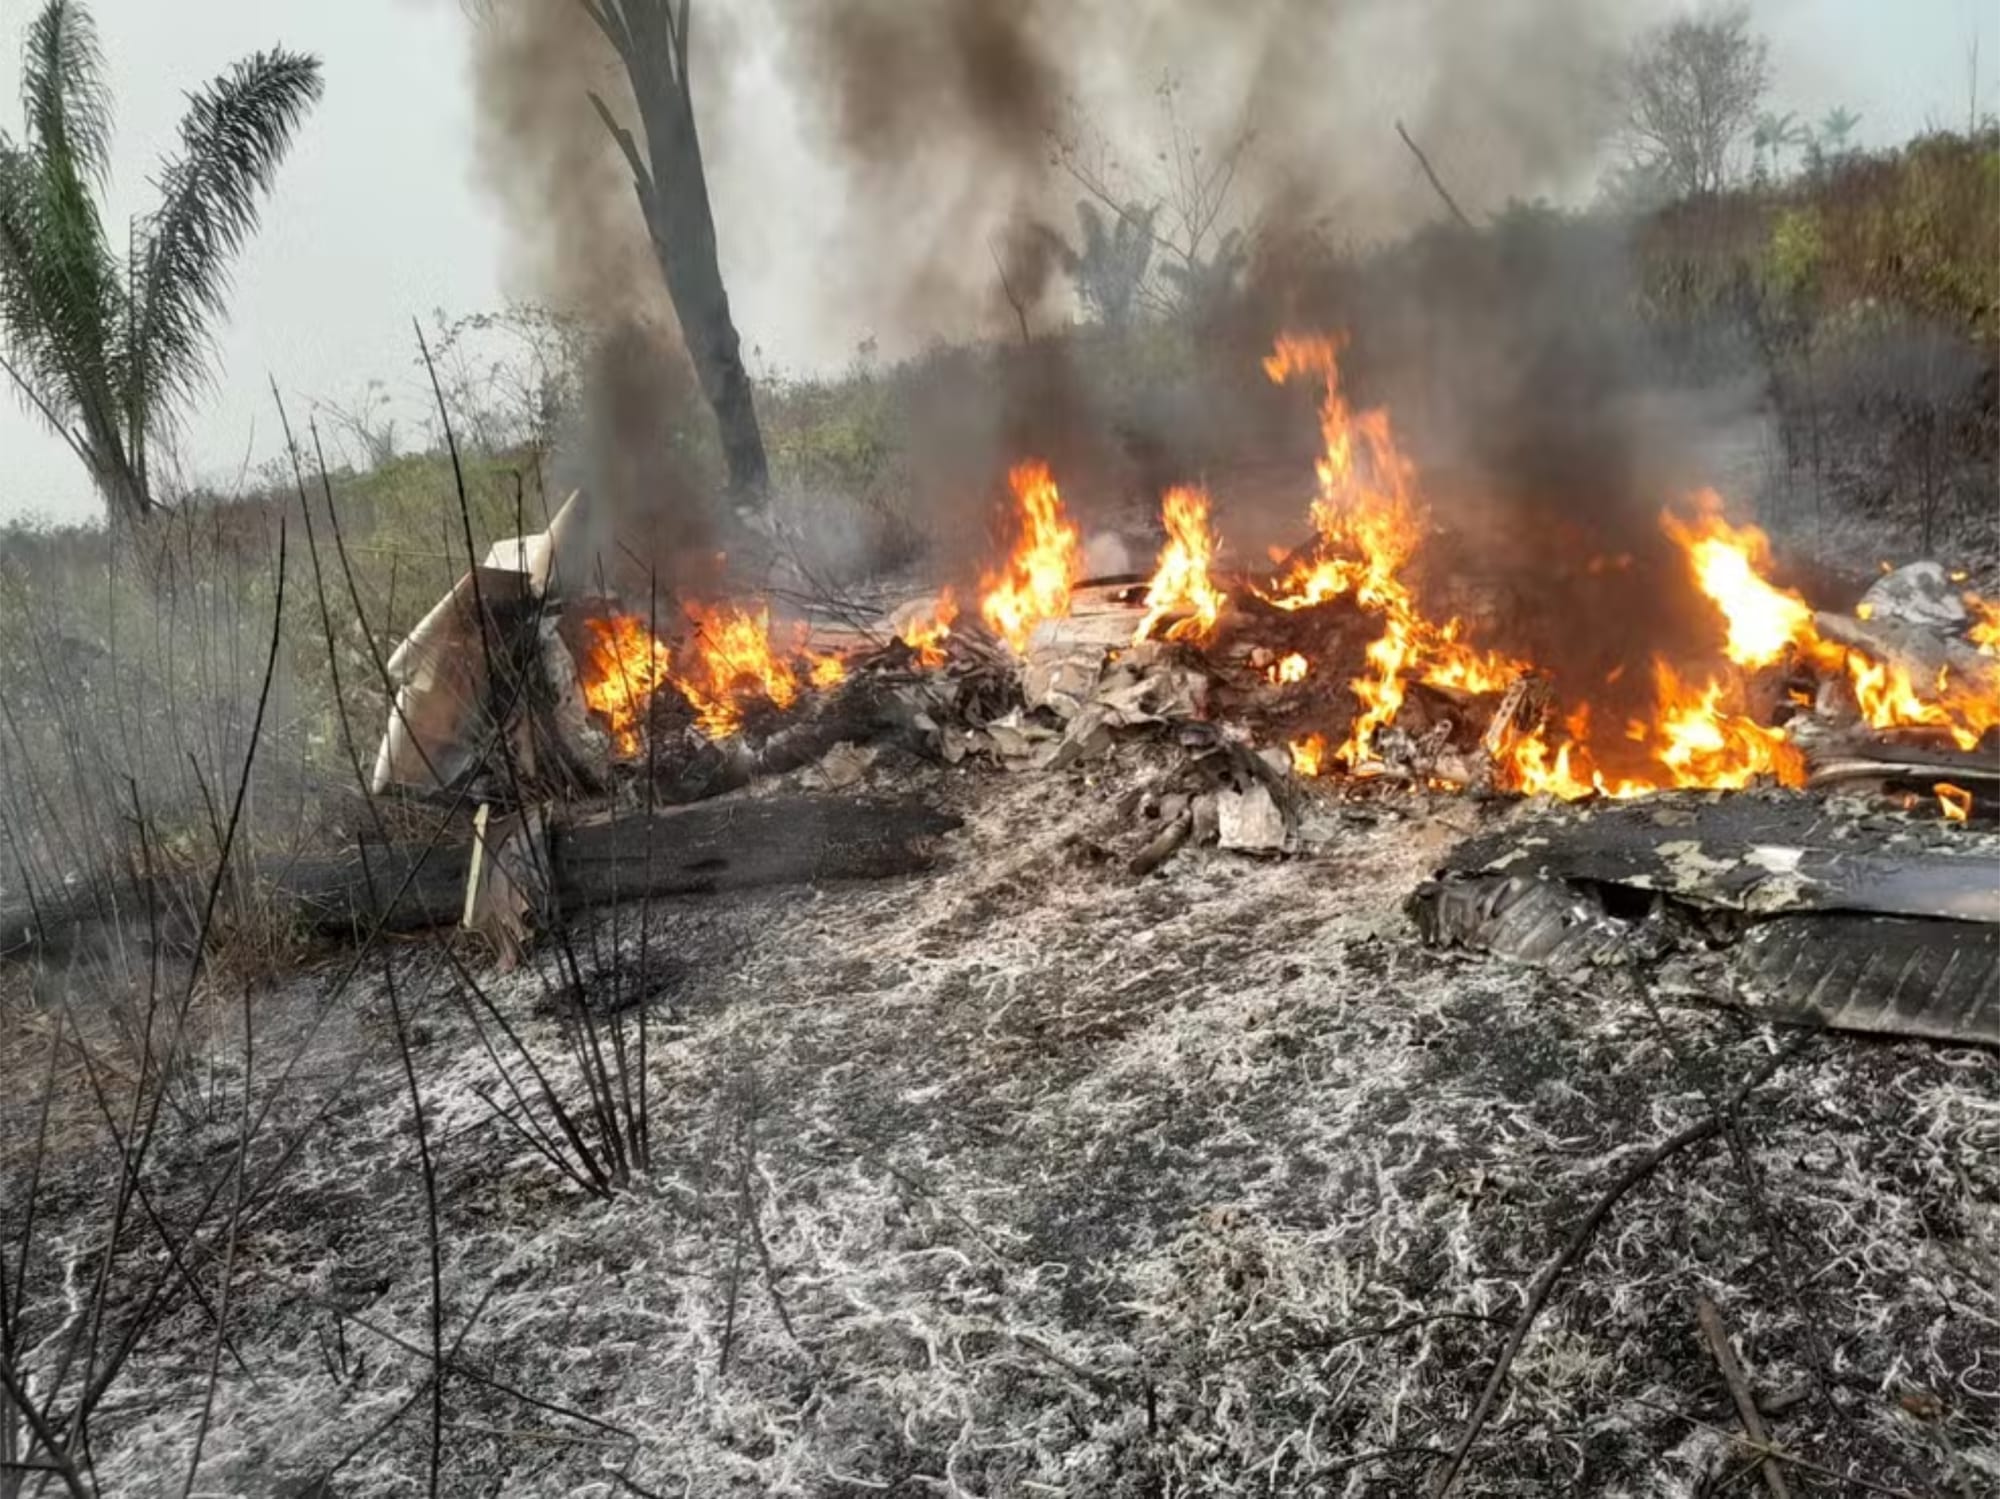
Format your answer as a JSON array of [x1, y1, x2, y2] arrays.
[[79, 415, 153, 525], [585, 0, 770, 510], [95, 462, 151, 525]]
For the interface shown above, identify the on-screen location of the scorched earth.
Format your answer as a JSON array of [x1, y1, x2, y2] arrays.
[[53, 752, 2000, 1497]]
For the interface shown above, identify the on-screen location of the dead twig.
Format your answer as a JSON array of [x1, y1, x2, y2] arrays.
[[724, 1075, 800, 1365], [1394, 119, 1473, 230], [1697, 1295, 1792, 1499], [1628, 1394, 1928, 1499], [989, 236, 1032, 344], [1429, 1038, 1804, 1497]]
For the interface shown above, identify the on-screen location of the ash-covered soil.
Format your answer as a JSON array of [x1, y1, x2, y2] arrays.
[[17, 756, 2000, 1497]]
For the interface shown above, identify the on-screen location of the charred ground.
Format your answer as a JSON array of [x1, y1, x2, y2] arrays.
[[7, 755, 1993, 1496]]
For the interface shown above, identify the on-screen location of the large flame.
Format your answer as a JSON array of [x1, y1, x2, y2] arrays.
[[1260, 335, 1526, 767], [581, 601, 846, 749], [1495, 493, 1996, 792], [674, 602, 829, 737], [1488, 501, 1817, 795], [1499, 660, 1804, 799], [1651, 662, 1805, 789], [1252, 343, 1809, 796], [585, 333, 1995, 798], [1659, 497, 1816, 669], [1661, 495, 1999, 751], [1844, 653, 1999, 751], [581, 614, 676, 756], [980, 461, 1081, 654], [1135, 485, 1228, 644]]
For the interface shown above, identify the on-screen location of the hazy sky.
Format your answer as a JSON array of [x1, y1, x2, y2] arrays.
[[1, 0, 1993, 525]]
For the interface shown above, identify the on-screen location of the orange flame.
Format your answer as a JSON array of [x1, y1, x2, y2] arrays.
[[1497, 660, 1803, 800], [1255, 344, 1983, 796], [1845, 654, 1999, 752], [1259, 334, 1421, 616], [1136, 485, 1228, 643], [1662, 495, 1999, 751], [581, 614, 675, 756], [1936, 782, 1973, 822], [980, 461, 1081, 654], [1968, 593, 2000, 656], [1494, 493, 1995, 795], [898, 588, 959, 668], [1660, 496, 1816, 670], [581, 601, 846, 749], [1650, 661, 1805, 789], [1260, 334, 1524, 766], [1289, 734, 1327, 777], [678, 602, 794, 734]]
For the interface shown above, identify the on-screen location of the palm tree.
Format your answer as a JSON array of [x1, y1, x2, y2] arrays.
[[0, 1, 321, 523], [1159, 228, 1248, 320], [1751, 109, 1807, 182], [1049, 199, 1159, 328]]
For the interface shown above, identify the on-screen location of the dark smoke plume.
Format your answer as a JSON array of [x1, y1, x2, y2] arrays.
[[776, 0, 1656, 347], [468, 0, 728, 587], [468, 0, 667, 328], [780, 0, 1067, 337], [757, 0, 1669, 580], [467, 0, 1710, 633]]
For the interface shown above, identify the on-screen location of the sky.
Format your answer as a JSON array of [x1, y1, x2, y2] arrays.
[[0, 0, 1993, 526]]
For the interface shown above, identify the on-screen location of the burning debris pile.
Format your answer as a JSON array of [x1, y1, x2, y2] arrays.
[[374, 332, 1999, 820], [364, 331, 1998, 1032]]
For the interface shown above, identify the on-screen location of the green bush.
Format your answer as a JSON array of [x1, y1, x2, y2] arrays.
[[1636, 128, 2000, 340]]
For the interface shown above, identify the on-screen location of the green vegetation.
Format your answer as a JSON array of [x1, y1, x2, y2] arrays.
[[1639, 127, 2000, 340], [0, 0, 322, 523]]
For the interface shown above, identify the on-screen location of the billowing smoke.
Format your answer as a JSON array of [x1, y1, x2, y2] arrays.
[[467, 0, 666, 329], [776, 0, 1064, 337], [551, 323, 721, 600], [465, 0, 1720, 648], [468, 0, 721, 592], [776, 0, 1654, 346], [468, 0, 1666, 393], [751, 0, 1677, 589]]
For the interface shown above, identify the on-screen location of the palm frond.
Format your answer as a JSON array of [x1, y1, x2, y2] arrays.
[[0, 123, 124, 462], [129, 47, 322, 424], [0, 148, 72, 433], [21, 0, 113, 186], [0, 144, 65, 412], [7, 2, 122, 420]]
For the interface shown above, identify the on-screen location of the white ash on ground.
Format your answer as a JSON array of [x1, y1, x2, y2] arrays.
[[14, 758, 2000, 1497]]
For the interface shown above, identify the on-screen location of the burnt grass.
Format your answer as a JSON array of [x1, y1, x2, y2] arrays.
[[5, 756, 1998, 1497]]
